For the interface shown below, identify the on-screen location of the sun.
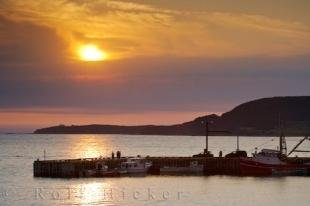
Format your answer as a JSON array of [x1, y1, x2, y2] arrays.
[[78, 44, 107, 61]]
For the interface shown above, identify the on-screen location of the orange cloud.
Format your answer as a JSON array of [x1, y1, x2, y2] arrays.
[[1, 0, 309, 60]]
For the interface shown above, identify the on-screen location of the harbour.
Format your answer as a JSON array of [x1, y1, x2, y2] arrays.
[[33, 117, 310, 178], [33, 155, 310, 178], [3, 134, 310, 206]]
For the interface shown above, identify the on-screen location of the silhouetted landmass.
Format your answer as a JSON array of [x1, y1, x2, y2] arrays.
[[34, 96, 310, 136]]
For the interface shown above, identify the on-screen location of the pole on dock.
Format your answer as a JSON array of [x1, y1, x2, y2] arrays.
[[203, 116, 213, 157], [237, 136, 239, 151], [205, 116, 209, 154], [193, 115, 228, 157]]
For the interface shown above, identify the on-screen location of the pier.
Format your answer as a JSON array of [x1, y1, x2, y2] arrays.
[[33, 156, 310, 178], [33, 156, 241, 178]]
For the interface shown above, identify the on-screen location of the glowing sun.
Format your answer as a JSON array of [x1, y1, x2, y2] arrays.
[[78, 44, 107, 61]]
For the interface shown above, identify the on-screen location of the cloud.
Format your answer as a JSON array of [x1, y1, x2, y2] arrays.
[[0, 15, 67, 68], [1, 0, 309, 59]]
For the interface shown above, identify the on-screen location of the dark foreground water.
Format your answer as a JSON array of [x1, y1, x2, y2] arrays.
[[1, 134, 310, 206]]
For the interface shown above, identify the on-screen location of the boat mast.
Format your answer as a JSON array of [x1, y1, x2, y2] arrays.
[[279, 133, 287, 155], [278, 113, 287, 155]]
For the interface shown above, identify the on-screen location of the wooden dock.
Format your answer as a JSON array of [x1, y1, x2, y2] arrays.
[[33, 157, 242, 178]]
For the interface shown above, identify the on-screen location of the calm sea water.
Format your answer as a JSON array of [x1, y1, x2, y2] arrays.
[[1, 134, 310, 206]]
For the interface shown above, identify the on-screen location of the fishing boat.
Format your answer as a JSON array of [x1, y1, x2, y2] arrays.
[[81, 161, 120, 177], [120, 157, 152, 174], [240, 134, 310, 176]]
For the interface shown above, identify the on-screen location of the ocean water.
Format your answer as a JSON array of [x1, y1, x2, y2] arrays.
[[1, 134, 310, 206]]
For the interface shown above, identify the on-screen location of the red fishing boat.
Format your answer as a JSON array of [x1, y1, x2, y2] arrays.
[[240, 134, 310, 176]]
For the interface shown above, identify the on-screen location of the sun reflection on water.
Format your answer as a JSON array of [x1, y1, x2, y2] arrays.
[[70, 135, 112, 158], [80, 182, 110, 204]]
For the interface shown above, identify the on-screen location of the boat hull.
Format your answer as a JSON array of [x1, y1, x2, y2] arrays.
[[240, 158, 310, 176], [81, 170, 121, 177]]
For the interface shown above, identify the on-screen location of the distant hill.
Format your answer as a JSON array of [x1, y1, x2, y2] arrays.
[[34, 96, 310, 136]]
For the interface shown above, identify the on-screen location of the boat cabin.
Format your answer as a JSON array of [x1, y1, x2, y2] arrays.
[[252, 149, 286, 165], [120, 158, 152, 173], [96, 161, 108, 171]]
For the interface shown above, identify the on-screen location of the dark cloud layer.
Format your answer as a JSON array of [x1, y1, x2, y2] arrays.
[[1, 21, 309, 113]]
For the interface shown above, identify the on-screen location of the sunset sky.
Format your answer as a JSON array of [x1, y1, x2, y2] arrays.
[[0, 0, 310, 132]]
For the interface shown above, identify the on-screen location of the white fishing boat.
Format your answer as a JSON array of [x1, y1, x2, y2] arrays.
[[120, 157, 152, 174], [81, 161, 120, 177]]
